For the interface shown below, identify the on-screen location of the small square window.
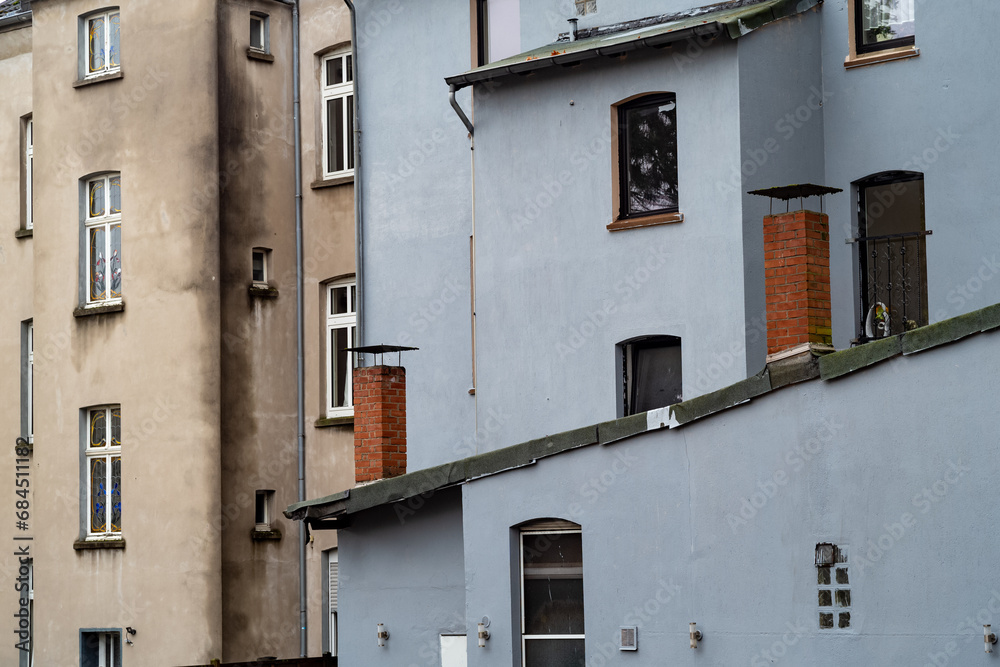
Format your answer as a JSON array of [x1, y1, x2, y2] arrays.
[[250, 13, 269, 53], [255, 490, 274, 529], [81, 630, 120, 667], [252, 248, 271, 285]]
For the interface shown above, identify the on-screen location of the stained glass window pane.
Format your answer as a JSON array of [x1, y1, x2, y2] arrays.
[[89, 180, 105, 218], [110, 408, 121, 447], [109, 175, 121, 215], [109, 223, 122, 299], [90, 227, 106, 301], [110, 456, 122, 532], [90, 410, 106, 448], [90, 457, 107, 533], [89, 16, 106, 73], [109, 13, 121, 68], [624, 96, 678, 217], [860, 0, 914, 47]]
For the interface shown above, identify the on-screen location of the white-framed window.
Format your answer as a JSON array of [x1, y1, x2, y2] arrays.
[[86, 407, 122, 539], [254, 490, 274, 530], [81, 630, 120, 667], [326, 279, 357, 417], [252, 248, 271, 285], [520, 522, 585, 666], [250, 12, 269, 53], [85, 9, 121, 77], [25, 119, 32, 230], [86, 174, 123, 305], [321, 49, 354, 179]]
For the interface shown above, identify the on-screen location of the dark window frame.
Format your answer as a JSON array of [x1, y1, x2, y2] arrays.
[[476, 0, 489, 67], [621, 335, 682, 417], [853, 0, 915, 55], [617, 93, 679, 221]]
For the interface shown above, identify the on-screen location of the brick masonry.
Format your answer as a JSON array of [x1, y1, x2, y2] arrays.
[[764, 210, 832, 355], [353, 365, 407, 483]]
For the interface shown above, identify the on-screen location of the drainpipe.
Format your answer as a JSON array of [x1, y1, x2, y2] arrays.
[[274, 0, 307, 656], [344, 0, 364, 347]]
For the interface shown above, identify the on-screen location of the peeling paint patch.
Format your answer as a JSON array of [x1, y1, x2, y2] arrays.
[[646, 406, 680, 431]]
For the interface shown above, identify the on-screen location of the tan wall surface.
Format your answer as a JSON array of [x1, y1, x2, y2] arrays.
[[0, 20, 35, 667], [26, 0, 223, 664]]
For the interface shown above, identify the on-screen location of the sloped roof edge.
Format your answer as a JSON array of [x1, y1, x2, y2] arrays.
[[286, 300, 1000, 523], [444, 0, 822, 90]]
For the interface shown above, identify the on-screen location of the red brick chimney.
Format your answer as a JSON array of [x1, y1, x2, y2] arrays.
[[763, 209, 833, 359], [353, 365, 407, 483]]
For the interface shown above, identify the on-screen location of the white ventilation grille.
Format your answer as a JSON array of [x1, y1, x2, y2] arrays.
[[329, 561, 339, 611], [620, 626, 637, 651]]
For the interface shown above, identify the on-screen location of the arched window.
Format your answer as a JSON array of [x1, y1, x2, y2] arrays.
[[518, 519, 584, 666]]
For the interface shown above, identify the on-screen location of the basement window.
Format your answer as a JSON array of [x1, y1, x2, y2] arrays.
[[620, 336, 682, 416], [816, 544, 851, 630]]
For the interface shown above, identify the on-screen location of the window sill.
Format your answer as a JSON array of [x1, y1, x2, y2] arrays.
[[315, 415, 354, 428], [607, 211, 684, 232], [73, 70, 124, 88], [311, 175, 354, 189], [249, 284, 279, 299], [74, 301, 125, 318], [845, 46, 919, 70], [74, 538, 125, 551], [251, 528, 282, 541], [247, 48, 274, 63], [14, 228, 32, 239]]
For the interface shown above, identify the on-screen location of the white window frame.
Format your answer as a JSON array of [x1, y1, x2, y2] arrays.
[[252, 248, 270, 286], [254, 490, 274, 530], [250, 12, 269, 53], [520, 527, 585, 665], [86, 407, 122, 540], [27, 323, 33, 445], [85, 9, 121, 78], [85, 174, 123, 306], [321, 49, 354, 179], [25, 119, 32, 230], [326, 279, 357, 418]]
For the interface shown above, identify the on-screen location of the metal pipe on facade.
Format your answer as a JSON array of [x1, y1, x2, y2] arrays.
[[274, 0, 308, 655], [449, 84, 475, 136], [344, 0, 364, 348]]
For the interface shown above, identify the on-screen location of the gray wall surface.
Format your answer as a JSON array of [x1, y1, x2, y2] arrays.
[[342, 326, 1000, 665], [337, 487, 466, 666]]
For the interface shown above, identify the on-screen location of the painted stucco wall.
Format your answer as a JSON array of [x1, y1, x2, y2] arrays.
[[472, 42, 747, 448], [339, 325, 1000, 665], [337, 487, 467, 666], [24, 0, 224, 664], [819, 0, 1000, 349], [737, 9, 826, 375], [0, 18, 34, 667]]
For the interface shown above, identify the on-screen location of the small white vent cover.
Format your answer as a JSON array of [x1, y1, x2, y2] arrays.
[[620, 626, 637, 651]]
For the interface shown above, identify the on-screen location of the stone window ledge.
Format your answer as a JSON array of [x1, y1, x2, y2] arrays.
[[74, 302, 125, 318], [310, 175, 354, 190], [247, 48, 274, 63], [845, 46, 919, 70], [249, 284, 279, 299], [315, 415, 354, 428], [251, 528, 282, 541], [14, 228, 32, 239], [74, 538, 125, 551], [73, 70, 124, 88], [607, 211, 684, 232]]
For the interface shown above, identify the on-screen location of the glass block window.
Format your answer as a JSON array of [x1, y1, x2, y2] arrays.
[[86, 174, 123, 305], [575, 0, 597, 15], [521, 523, 585, 666], [855, 0, 914, 54], [817, 545, 851, 629], [326, 279, 357, 417], [321, 50, 354, 179], [87, 10, 121, 76], [87, 407, 122, 538]]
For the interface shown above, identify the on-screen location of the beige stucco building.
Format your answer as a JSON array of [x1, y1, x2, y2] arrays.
[[0, 0, 357, 663]]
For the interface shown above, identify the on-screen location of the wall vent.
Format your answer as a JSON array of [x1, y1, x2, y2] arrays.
[[620, 626, 637, 651]]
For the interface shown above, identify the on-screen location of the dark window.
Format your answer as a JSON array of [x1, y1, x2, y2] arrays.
[[81, 630, 121, 667], [852, 172, 928, 343], [521, 525, 584, 667], [476, 0, 488, 66], [855, 0, 914, 54], [622, 336, 682, 416], [618, 94, 678, 220]]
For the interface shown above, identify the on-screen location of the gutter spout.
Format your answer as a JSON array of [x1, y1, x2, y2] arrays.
[[449, 84, 474, 137]]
